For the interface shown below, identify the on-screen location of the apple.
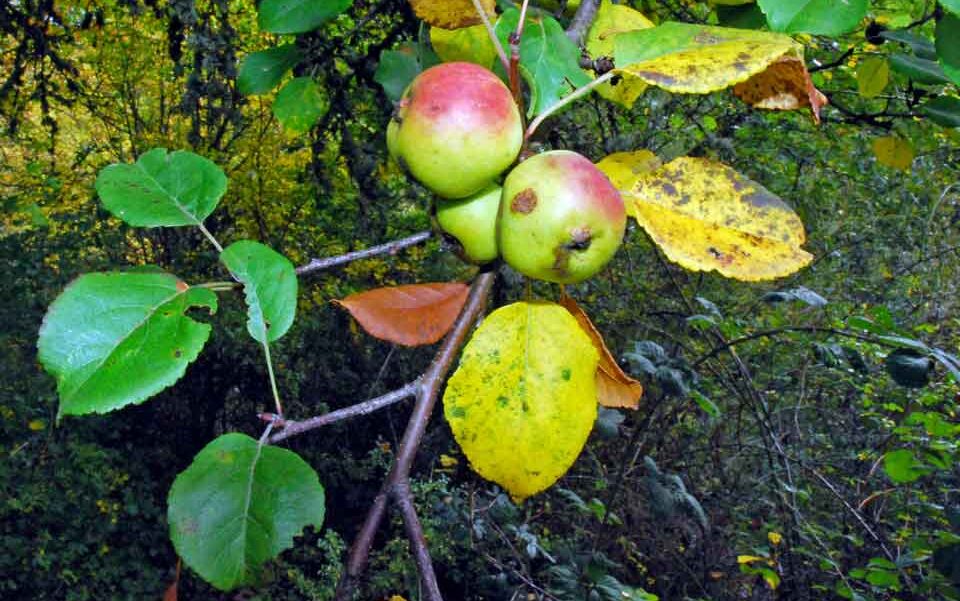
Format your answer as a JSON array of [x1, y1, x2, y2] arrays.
[[436, 185, 501, 264], [499, 150, 626, 284], [390, 62, 522, 199]]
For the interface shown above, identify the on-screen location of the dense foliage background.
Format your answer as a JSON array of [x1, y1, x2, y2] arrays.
[[2, 0, 959, 599]]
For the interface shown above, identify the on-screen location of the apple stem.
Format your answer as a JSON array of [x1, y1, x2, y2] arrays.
[[525, 71, 616, 141], [471, 0, 509, 73]]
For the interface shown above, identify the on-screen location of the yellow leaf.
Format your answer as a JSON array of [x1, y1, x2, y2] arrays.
[[872, 136, 914, 171], [28, 419, 46, 431], [439, 453, 459, 467], [430, 25, 496, 69], [614, 23, 802, 95], [737, 555, 764, 564], [443, 301, 599, 502], [585, 0, 654, 107], [408, 0, 494, 30], [630, 157, 812, 281], [389, 596, 408, 601], [768, 531, 783, 546], [857, 57, 889, 99], [595, 150, 662, 200], [760, 568, 781, 590]]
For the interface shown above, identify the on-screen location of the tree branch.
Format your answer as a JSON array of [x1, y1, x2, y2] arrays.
[[565, 0, 600, 46], [267, 381, 420, 444], [334, 270, 496, 601], [296, 230, 432, 276]]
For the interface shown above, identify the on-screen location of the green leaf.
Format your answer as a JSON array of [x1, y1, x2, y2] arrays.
[[238, 44, 302, 95], [690, 390, 721, 417], [757, 0, 868, 35], [936, 13, 960, 86], [168, 433, 326, 591], [272, 77, 328, 133], [716, 3, 768, 29], [94, 148, 227, 227], [38, 272, 217, 416], [375, 45, 424, 103], [865, 568, 899, 588], [879, 30, 937, 60], [883, 448, 924, 483], [258, 0, 352, 34], [889, 53, 951, 84], [944, 0, 960, 17], [857, 57, 889, 98], [495, 8, 591, 117], [220, 241, 298, 344], [885, 349, 933, 388], [922, 96, 960, 127]]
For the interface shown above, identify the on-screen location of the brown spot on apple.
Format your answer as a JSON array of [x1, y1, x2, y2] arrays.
[[511, 188, 538, 214]]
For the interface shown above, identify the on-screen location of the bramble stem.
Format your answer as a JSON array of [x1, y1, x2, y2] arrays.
[[525, 71, 615, 140], [471, 0, 509, 73]]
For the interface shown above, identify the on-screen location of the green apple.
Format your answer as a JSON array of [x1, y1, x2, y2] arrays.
[[386, 119, 400, 162], [390, 62, 522, 199], [499, 150, 626, 284], [436, 185, 501, 264]]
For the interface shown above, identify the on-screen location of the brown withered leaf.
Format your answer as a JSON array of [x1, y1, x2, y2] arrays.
[[334, 283, 470, 347], [408, 0, 495, 30], [560, 296, 643, 409], [733, 55, 828, 124]]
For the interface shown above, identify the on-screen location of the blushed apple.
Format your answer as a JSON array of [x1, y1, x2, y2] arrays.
[[390, 62, 522, 199], [499, 150, 626, 284]]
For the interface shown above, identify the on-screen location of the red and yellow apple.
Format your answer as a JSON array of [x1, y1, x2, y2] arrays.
[[498, 150, 626, 284]]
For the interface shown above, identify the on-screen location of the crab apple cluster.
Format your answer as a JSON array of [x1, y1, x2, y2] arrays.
[[389, 62, 626, 284]]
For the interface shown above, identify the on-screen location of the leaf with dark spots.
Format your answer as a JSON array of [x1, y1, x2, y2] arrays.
[[614, 22, 802, 95], [629, 157, 812, 281]]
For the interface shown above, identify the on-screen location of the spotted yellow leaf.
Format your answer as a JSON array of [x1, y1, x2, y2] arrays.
[[443, 301, 599, 502], [595, 150, 662, 201], [430, 24, 496, 68], [872, 136, 914, 171], [409, 0, 494, 30], [631, 157, 812, 281], [585, 0, 654, 107], [614, 22, 802, 95]]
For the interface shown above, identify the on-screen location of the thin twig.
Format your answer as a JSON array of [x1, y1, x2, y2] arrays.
[[334, 271, 496, 601], [394, 480, 443, 601], [525, 72, 614, 140], [565, 0, 600, 46], [692, 325, 901, 367], [268, 381, 419, 444], [471, 0, 509, 72], [296, 230, 431, 276]]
